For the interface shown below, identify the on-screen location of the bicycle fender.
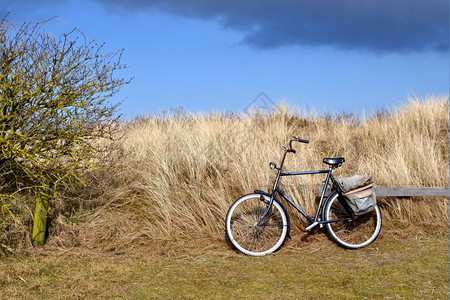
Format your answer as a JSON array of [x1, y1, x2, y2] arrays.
[[253, 191, 291, 239], [253, 189, 271, 197]]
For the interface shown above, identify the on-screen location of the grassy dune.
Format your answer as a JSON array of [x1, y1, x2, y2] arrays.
[[2, 96, 448, 298], [0, 95, 448, 254], [60, 95, 448, 253]]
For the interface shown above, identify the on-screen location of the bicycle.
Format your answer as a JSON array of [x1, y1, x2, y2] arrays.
[[225, 136, 382, 256]]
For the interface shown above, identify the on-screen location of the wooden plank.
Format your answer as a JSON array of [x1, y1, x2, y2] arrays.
[[374, 187, 449, 197], [318, 186, 449, 197]]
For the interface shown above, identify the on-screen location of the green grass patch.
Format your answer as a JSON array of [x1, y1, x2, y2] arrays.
[[0, 235, 448, 299]]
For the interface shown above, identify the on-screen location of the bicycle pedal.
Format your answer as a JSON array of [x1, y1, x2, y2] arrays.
[[304, 221, 318, 232]]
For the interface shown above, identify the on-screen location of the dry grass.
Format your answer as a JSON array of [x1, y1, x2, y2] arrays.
[[1, 95, 449, 254], [69, 95, 449, 253]]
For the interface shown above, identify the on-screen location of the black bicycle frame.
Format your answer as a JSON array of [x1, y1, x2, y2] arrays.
[[257, 167, 348, 230]]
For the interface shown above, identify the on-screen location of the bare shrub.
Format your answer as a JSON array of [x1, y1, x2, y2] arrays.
[[0, 15, 130, 251]]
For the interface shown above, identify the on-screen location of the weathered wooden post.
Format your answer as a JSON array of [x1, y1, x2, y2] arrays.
[[32, 185, 51, 246]]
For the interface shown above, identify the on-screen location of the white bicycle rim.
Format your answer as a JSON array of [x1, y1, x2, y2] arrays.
[[325, 193, 382, 249], [226, 194, 288, 256]]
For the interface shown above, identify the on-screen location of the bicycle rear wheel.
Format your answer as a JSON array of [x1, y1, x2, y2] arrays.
[[324, 193, 382, 249], [225, 194, 289, 256]]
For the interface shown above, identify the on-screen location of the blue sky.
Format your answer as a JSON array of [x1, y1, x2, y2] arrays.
[[2, 0, 449, 118]]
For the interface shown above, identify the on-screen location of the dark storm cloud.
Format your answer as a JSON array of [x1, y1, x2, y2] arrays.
[[95, 0, 448, 53], [3, 0, 448, 53]]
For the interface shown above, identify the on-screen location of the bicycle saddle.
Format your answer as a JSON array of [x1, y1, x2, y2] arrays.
[[323, 157, 345, 166]]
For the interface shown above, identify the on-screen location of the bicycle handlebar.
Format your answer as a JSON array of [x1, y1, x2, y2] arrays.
[[276, 136, 309, 170], [289, 136, 309, 151]]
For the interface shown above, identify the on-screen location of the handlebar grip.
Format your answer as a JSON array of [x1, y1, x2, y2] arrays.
[[294, 136, 309, 144]]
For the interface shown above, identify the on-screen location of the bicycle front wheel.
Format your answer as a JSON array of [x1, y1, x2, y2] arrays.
[[324, 193, 382, 249], [225, 194, 289, 256]]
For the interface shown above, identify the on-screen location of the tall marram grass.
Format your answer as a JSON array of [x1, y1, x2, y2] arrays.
[[68, 95, 448, 252], [1, 96, 448, 253]]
